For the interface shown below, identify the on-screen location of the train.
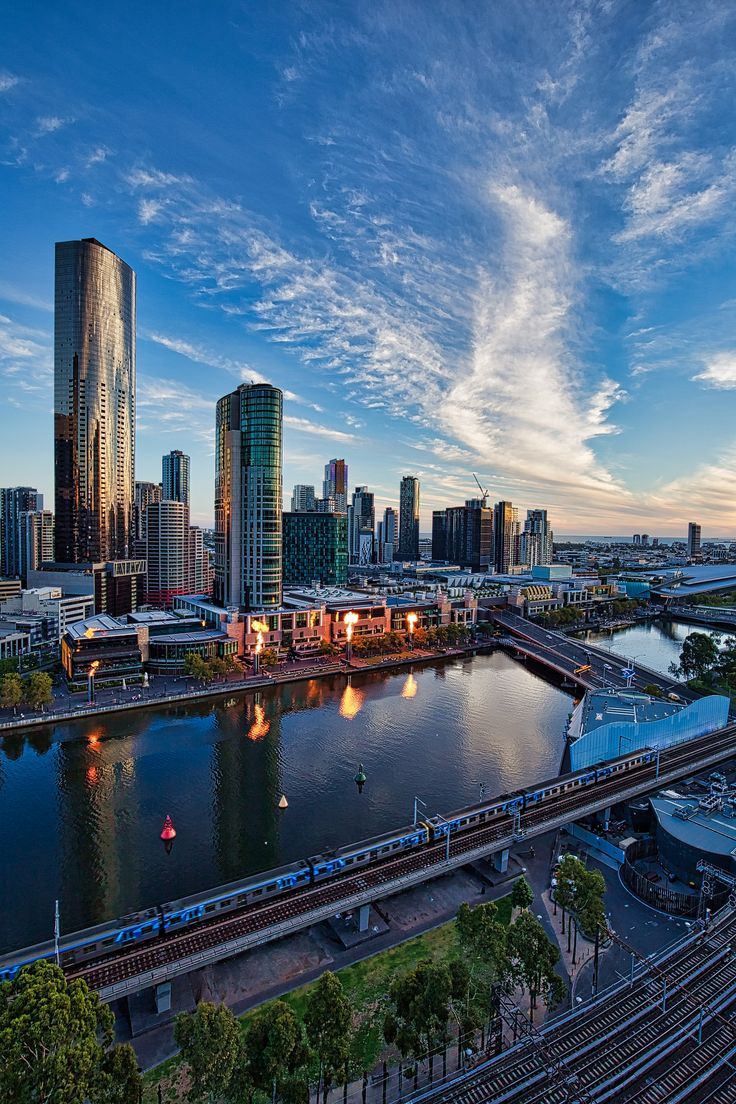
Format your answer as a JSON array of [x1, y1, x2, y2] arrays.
[[0, 746, 657, 983]]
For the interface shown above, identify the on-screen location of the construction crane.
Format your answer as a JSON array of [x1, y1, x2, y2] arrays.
[[472, 473, 489, 507]]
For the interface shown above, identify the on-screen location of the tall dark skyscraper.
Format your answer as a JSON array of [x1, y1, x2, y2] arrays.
[[398, 475, 420, 560], [493, 500, 518, 573], [162, 450, 190, 507], [687, 521, 702, 559], [323, 459, 348, 513], [348, 486, 375, 564], [0, 487, 43, 578], [54, 238, 136, 563], [214, 383, 283, 609], [283, 512, 348, 587]]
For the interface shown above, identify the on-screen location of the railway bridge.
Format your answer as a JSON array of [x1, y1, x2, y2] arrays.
[[59, 722, 736, 1004]]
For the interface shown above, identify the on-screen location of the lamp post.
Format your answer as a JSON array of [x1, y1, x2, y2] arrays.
[[435, 813, 452, 863], [87, 661, 99, 705], [413, 795, 427, 827]]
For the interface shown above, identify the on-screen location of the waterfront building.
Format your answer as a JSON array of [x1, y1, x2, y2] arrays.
[[397, 476, 420, 560], [283, 511, 348, 587], [348, 486, 375, 564], [291, 484, 316, 512], [54, 238, 135, 563], [134, 481, 162, 541], [519, 509, 553, 568], [214, 383, 283, 609], [378, 507, 398, 563], [0, 487, 43, 578], [687, 522, 702, 560], [323, 459, 348, 514], [18, 509, 54, 584], [145, 501, 191, 607], [162, 450, 190, 507]]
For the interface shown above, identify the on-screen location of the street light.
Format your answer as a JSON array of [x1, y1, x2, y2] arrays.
[[434, 813, 452, 862], [413, 795, 427, 827]]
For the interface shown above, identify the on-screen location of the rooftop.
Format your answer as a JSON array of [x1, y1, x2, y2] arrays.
[[578, 689, 682, 737], [651, 789, 736, 855]]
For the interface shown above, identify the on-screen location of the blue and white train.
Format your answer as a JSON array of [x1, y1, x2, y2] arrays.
[[0, 747, 656, 982]]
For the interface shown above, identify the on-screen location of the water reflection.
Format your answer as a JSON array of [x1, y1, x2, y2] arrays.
[[0, 651, 572, 951]]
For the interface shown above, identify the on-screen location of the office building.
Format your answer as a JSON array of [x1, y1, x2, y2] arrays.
[[493, 500, 519, 573], [348, 486, 375, 565], [687, 522, 702, 560], [283, 512, 348, 587], [25, 559, 145, 615], [145, 501, 191, 607], [291, 485, 316, 512], [398, 476, 420, 560], [445, 500, 493, 572], [377, 507, 398, 563], [519, 509, 553, 568], [214, 383, 283, 608], [134, 481, 162, 541], [19, 510, 54, 583], [162, 450, 190, 507], [189, 526, 213, 595], [431, 510, 448, 561], [1, 488, 44, 578], [323, 459, 348, 513], [54, 238, 135, 562]]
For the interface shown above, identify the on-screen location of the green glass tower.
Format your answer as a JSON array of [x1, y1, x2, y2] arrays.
[[283, 512, 348, 587], [214, 383, 283, 609]]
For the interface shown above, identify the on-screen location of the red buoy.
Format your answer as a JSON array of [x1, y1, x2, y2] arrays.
[[160, 815, 176, 841]]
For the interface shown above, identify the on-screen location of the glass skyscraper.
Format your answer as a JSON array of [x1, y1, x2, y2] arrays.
[[162, 449, 190, 507], [283, 512, 348, 587], [214, 383, 283, 609], [398, 475, 420, 560], [54, 238, 136, 563]]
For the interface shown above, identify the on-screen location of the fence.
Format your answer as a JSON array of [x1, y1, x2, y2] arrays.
[[621, 838, 727, 917]]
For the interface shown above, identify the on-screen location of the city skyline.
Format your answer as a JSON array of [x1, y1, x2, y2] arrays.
[[2, 4, 736, 534]]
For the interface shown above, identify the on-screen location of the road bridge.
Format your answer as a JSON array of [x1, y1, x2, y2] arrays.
[[491, 610, 696, 700], [60, 722, 736, 1003], [397, 899, 736, 1104], [668, 604, 736, 632]]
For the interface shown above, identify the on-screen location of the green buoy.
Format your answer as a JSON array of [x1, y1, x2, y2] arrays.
[[354, 763, 367, 792]]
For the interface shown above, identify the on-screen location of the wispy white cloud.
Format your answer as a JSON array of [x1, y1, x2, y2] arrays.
[[284, 415, 355, 442], [692, 352, 736, 390], [0, 74, 19, 93]]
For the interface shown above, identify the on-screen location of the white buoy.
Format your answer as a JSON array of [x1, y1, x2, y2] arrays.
[[278, 794, 288, 810]]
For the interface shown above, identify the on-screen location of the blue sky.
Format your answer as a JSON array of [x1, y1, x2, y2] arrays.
[[1, 1, 736, 535]]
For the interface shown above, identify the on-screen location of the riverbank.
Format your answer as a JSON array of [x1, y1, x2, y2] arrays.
[[0, 644, 484, 734]]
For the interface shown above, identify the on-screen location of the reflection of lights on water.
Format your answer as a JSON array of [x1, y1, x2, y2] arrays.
[[247, 703, 270, 741], [85, 765, 98, 785], [339, 683, 364, 719], [401, 673, 418, 699], [87, 728, 103, 750]]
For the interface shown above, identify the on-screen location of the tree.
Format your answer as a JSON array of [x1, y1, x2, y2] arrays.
[[259, 648, 278, 668], [676, 632, 719, 681], [183, 653, 211, 681], [244, 1000, 308, 1100], [24, 671, 53, 712], [304, 972, 353, 1099], [383, 960, 454, 1068], [0, 959, 140, 1104], [174, 1001, 243, 1104], [0, 672, 23, 714], [207, 657, 229, 679], [643, 683, 664, 698], [507, 912, 564, 1022], [716, 640, 736, 694], [510, 875, 534, 912]]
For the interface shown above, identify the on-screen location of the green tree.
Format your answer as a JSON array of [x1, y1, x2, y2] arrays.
[[304, 972, 353, 1099], [244, 1000, 308, 1100], [174, 1001, 243, 1104], [456, 901, 509, 984], [510, 875, 534, 912], [0, 672, 23, 714], [643, 683, 664, 698], [675, 632, 719, 681], [24, 671, 53, 711], [207, 657, 229, 679], [383, 960, 454, 1067], [183, 653, 210, 681], [507, 912, 564, 1023], [716, 640, 736, 694], [0, 960, 140, 1104], [259, 648, 278, 668]]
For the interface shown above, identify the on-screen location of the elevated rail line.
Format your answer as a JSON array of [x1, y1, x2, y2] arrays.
[[64, 720, 736, 1002]]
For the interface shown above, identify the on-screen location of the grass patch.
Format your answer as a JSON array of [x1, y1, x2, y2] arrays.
[[143, 896, 513, 1102]]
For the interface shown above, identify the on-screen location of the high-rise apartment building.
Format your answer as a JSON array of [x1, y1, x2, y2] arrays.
[[283, 512, 348, 587], [493, 500, 518, 573], [687, 522, 702, 560], [377, 507, 398, 563], [519, 509, 553, 568], [0, 487, 43, 577], [214, 383, 283, 608], [189, 526, 212, 595], [431, 510, 448, 561], [443, 500, 493, 572], [133, 481, 162, 541], [19, 510, 55, 583], [54, 238, 135, 563], [323, 459, 348, 513], [291, 485, 316, 512], [145, 501, 191, 607], [397, 476, 420, 560], [162, 450, 190, 507], [348, 486, 375, 565]]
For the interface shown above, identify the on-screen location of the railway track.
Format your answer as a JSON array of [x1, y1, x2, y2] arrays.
[[65, 723, 736, 995]]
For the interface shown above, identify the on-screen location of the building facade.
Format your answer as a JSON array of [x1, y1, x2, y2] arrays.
[[133, 480, 162, 541], [283, 512, 348, 587], [493, 500, 519, 573], [323, 459, 348, 513], [162, 450, 190, 507], [377, 507, 398, 563], [214, 383, 283, 609], [18, 510, 54, 583], [687, 522, 702, 560], [440, 501, 493, 572], [291, 484, 316, 512], [145, 501, 191, 607], [348, 486, 375, 564], [519, 508, 553, 568], [0, 487, 43, 578], [398, 476, 420, 560], [54, 238, 136, 563]]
